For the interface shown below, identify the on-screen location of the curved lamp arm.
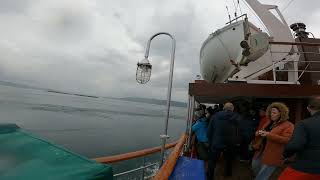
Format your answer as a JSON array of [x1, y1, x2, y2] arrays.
[[143, 32, 176, 167]]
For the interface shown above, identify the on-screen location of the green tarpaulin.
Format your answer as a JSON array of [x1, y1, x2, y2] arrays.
[[0, 124, 113, 180]]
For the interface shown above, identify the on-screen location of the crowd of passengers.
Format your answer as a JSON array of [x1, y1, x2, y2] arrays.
[[191, 96, 320, 180]]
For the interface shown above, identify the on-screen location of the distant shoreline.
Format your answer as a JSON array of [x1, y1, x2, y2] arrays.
[[0, 81, 186, 105], [47, 90, 99, 99], [110, 97, 187, 108]]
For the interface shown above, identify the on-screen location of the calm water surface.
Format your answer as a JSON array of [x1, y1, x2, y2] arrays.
[[0, 85, 186, 178]]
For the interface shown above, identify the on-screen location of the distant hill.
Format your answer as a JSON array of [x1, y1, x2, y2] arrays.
[[0, 81, 49, 91], [0, 80, 98, 99], [47, 90, 99, 98], [115, 97, 187, 107], [0, 81, 186, 105]]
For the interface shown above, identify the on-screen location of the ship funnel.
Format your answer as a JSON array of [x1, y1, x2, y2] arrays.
[[290, 23, 309, 38]]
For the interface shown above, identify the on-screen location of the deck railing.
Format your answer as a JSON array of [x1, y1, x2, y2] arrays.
[[154, 133, 187, 180], [269, 42, 320, 85], [269, 41, 320, 46], [94, 133, 187, 179], [256, 41, 320, 84]]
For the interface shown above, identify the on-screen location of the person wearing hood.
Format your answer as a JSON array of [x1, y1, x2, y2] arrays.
[[207, 102, 240, 180], [279, 97, 320, 180], [192, 107, 213, 160], [194, 104, 206, 123], [251, 102, 294, 180]]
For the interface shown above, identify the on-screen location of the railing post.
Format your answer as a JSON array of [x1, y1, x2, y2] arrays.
[[141, 156, 146, 180], [270, 45, 277, 83], [186, 96, 195, 150], [184, 95, 192, 153], [185, 95, 191, 134]]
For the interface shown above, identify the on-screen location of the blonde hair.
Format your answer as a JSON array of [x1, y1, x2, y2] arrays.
[[266, 102, 289, 123]]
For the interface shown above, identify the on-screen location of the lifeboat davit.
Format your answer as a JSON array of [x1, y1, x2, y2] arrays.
[[200, 19, 269, 83]]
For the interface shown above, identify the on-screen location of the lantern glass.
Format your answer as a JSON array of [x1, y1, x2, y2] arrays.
[[136, 62, 152, 84]]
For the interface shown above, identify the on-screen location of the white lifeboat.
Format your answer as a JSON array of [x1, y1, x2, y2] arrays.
[[199, 0, 298, 83], [200, 19, 269, 82]]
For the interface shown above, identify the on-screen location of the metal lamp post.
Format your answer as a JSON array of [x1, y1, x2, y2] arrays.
[[136, 32, 176, 167]]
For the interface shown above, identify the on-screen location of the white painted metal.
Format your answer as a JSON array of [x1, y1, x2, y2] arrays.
[[200, 0, 300, 84], [186, 96, 195, 151], [142, 32, 176, 167], [200, 20, 265, 82], [234, 0, 298, 82], [200, 21, 245, 82], [113, 163, 158, 177]]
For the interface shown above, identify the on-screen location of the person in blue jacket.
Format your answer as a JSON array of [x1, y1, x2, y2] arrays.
[[192, 107, 213, 160]]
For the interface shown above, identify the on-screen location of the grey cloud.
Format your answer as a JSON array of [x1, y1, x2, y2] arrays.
[[45, 10, 92, 40], [126, 2, 199, 58], [120, 0, 202, 95], [0, 0, 33, 14], [0, 0, 320, 102]]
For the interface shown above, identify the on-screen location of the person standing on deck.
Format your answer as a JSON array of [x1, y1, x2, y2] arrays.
[[249, 105, 271, 163], [212, 104, 219, 115], [192, 107, 214, 160], [257, 105, 269, 131], [239, 108, 260, 162], [251, 102, 294, 180], [207, 102, 240, 180], [194, 104, 206, 124], [279, 97, 320, 180]]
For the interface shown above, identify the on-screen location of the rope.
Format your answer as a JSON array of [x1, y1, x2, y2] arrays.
[[224, 0, 232, 22], [238, 0, 243, 17], [232, 0, 238, 18], [226, 5, 232, 23], [225, 0, 243, 22]]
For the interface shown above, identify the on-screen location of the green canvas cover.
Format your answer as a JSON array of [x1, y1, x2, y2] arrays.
[[0, 124, 113, 180]]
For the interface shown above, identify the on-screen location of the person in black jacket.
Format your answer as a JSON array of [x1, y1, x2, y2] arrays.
[[279, 96, 320, 180], [207, 102, 239, 180]]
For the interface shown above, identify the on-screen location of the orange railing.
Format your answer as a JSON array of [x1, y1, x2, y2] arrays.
[[95, 141, 177, 164], [94, 133, 187, 179], [154, 133, 187, 180]]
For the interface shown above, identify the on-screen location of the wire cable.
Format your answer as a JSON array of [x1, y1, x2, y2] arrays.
[[226, 5, 232, 23], [224, 0, 232, 23], [282, 0, 295, 12], [238, 0, 243, 16], [232, 0, 238, 18], [241, 0, 270, 34]]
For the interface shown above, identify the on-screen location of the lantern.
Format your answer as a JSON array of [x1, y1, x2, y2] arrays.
[[136, 58, 152, 84]]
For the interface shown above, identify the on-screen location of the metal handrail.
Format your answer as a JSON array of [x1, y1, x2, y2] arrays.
[[94, 136, 184, 179], [267, 42, 320, 84], [94, 142, 177, 164], [270, 51, 320, 55], [113, 163, 158, 177], [154, 133, 188, 180], [275, 70, 320, 73], [226, 14, 248, 24], [269, 41, 320, 46]]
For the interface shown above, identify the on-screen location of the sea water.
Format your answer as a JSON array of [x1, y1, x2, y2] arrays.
[[0, 84, 186, 179]]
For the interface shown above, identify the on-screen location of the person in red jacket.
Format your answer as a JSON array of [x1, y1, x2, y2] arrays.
[[251, 102, 294, 180], [249, 105, 271, 171], [257, 105, 270, 131]]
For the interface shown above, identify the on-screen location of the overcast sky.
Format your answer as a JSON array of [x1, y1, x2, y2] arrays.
[[0, 0, 319, 101]]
